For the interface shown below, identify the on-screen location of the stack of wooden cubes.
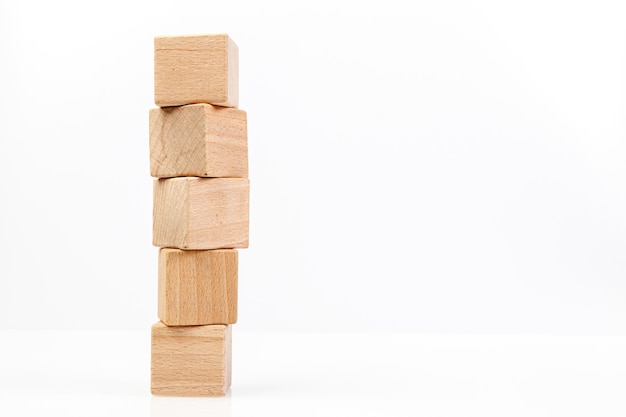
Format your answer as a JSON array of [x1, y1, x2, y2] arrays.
[[148, 34, 248, 397]]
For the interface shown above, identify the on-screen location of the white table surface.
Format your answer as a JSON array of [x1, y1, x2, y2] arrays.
[[1, 330, 625, 416]]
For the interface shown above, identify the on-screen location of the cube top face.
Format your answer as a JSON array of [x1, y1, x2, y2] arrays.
[[158, 248, 238, 326], [149, 104, 248, 178], [151, 322, 232, 396], [153, 177, 249, 250], [154, 34, 239, 108]]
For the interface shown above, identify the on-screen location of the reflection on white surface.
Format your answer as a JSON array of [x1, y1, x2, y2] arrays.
[[151, 395, 231, 417], [1, 330, 626, 416]]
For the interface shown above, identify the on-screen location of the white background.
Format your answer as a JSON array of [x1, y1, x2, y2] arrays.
[[1, 0, 626, 334]]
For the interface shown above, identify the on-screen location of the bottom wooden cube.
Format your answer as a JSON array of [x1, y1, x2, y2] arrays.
[[151, 321, 232, 396]]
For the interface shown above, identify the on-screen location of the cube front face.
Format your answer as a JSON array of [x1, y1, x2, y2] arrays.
[[158, 249, 238, 326], [149, 104, 248, 178], [151, 322, 232, 396], [154, 34, 238, 108], [153, 177, 249, 250]]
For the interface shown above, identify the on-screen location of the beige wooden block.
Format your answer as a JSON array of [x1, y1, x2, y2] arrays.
[[155, 34, 238, 107], [151, 322, 232, 396], [149, 104, 248, 178], [153, 177, 249, 249], [159, 249, 238, 326]]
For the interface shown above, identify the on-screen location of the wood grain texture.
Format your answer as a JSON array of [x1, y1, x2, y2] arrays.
[[153, 177, 249, 249], [149, 104, 248, 178], [154, 34, 238, 108], [151, 321, 232, 396], [158, 249, 238, 326]]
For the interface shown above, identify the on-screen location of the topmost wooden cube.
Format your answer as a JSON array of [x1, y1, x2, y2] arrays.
[[154, 34, 239, 108]]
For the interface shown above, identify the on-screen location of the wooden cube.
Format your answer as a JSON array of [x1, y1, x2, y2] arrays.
[[159, 249, 238, 326], [149, 104, 248, 178], [151, 322, 232, 396], [153, 177, 249, 249], [154, 34, 238, 108]]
